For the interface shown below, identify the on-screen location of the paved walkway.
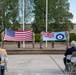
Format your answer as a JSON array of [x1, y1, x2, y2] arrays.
[[5, 55, 68, 75], [3, 42, 70, 75], [3, 42, 67, 50]]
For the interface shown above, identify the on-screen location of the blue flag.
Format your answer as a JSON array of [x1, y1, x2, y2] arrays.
[[43, 32, 66, 41]]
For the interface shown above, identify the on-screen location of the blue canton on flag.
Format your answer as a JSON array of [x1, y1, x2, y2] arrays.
[[5, 29, 15, 37]]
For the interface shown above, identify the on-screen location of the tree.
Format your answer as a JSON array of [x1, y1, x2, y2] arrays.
[[48, 0, 73, 32], [0, 0, 20, 31], [32, 0, 46, 33], [0, 0, 34, 32], [32, 0, 74, 33]]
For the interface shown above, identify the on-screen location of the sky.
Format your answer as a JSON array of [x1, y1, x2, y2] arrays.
[[68, 0, 76, 23]]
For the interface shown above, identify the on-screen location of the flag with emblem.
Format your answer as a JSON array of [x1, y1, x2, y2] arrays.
[[42, 32, 66, 41]]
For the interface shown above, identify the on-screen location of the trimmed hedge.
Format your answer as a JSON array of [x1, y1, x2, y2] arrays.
[[35, 34, 40, 42], [70, 33, 76, 41]]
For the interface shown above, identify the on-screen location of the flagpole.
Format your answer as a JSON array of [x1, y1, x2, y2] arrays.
[[23, 0, 25, 47], [46, 0, 48, 47]]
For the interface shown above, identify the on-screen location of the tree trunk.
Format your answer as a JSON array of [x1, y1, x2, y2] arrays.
[[32, 32, 35, 48], [65, 31, 69, 49], [1, 31, 5, 48], [51, 41, 55, 48], [40, 32, 43, 49]]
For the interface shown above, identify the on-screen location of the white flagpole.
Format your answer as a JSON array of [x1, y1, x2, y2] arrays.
[[23, 0, 25, 47], [46, 0, 48, 47]]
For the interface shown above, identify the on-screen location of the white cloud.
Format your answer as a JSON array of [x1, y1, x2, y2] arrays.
[[71, 19, 76, 23]]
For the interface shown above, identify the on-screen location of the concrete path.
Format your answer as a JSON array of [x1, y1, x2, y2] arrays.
[[5, 55, 68, 75], [4, 42, 67, 50]]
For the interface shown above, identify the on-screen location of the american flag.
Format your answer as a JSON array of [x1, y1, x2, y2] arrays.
[[3, 28, 33, 41]]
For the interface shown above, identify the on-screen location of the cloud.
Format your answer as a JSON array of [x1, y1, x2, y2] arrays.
[[71, 19, 76, 23]]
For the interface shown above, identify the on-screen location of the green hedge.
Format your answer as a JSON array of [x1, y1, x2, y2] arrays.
[[35, 34, 40, 42], [70, 33, 76, 42]]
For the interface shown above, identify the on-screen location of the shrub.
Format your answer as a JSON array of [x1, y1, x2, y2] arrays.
[[70, 33, 76, 41], [35, 34, 40, 42]]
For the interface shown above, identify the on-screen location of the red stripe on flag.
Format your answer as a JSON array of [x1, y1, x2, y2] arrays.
[[4, 29, 33, 41]]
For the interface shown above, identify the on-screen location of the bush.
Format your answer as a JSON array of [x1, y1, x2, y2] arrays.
[[35, 34, 40, 42], [70, 33, 76, 41]]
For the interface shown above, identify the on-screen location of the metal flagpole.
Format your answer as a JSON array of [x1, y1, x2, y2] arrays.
[[23, 0, 25, 47], [46, 0, 48, 47]]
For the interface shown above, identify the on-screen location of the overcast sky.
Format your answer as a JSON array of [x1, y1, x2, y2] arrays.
[[68, 0, 76, 23]]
